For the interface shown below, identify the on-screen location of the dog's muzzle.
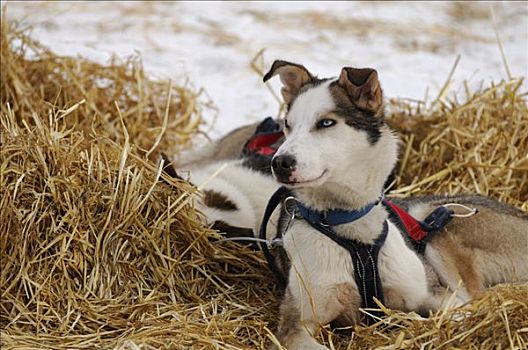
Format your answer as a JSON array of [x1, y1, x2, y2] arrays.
[[271, 154, 296, 183]]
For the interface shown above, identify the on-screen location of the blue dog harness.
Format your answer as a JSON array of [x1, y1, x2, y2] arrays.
[[296, 201, 377, 226], [259, 187, 457, 325]]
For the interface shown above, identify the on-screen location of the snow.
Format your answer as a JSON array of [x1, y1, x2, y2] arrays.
[[4, 1, 527, 139]]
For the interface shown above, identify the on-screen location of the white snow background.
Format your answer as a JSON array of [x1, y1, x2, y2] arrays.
[[4, 1, 528, 139]]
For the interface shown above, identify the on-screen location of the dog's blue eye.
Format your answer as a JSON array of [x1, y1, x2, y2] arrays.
[[317, 119, 336, 129]]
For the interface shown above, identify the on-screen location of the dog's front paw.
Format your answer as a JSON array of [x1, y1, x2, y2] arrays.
[[305, 343, 329, 350], [270, 339, 328, 350]]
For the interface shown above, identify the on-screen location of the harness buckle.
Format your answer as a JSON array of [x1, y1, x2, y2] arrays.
[[283, 196, 299, 231], [319, 212, 330, 227]]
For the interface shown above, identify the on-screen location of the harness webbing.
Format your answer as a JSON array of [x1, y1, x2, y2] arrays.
[[296, 200, 377, 226], [306, 220, 387, 322], [259, 186, 292, 287]]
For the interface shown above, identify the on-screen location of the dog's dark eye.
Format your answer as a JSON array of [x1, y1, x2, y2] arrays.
[[284, 118, 290, 130], [316, 118, 336, 129]]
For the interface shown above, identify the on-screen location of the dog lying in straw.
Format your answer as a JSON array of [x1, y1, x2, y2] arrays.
[[174, 60, 528, 350]]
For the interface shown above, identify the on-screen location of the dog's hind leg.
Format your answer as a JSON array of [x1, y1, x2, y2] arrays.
[[425, 243, 480, 301], [419, 288, 467, 316]]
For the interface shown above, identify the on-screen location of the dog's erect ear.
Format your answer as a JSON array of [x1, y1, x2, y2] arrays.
[[338, 67, 383, 113], [263, 60, 314, 104]]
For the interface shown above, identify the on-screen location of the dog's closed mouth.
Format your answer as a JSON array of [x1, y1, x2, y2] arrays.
[[283, 170, 328, 186]]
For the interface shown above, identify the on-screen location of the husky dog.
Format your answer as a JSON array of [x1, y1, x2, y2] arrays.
[[259, 60, 528, 349]]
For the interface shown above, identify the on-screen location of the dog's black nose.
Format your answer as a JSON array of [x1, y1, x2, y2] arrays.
[[272, 154, 296, 171], [272, 154, 296, 182]]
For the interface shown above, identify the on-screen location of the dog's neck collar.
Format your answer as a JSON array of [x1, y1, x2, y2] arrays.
[[292, 195, 383, 226]]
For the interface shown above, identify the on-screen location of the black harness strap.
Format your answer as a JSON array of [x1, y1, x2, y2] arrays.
[[416, 206, 454, 253], [259, 186, 292, 287], [307, 221, 388, 323]]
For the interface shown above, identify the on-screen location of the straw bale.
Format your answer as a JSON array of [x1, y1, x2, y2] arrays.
[[387, 78, 528, 211], [1, 20, 527, 350], [1, 20, 278, 349]]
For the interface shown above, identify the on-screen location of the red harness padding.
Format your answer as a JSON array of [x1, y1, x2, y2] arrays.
[[382, 199, 454, 254], [382, 199, 427, 242], [245, 131, 284, 156]]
